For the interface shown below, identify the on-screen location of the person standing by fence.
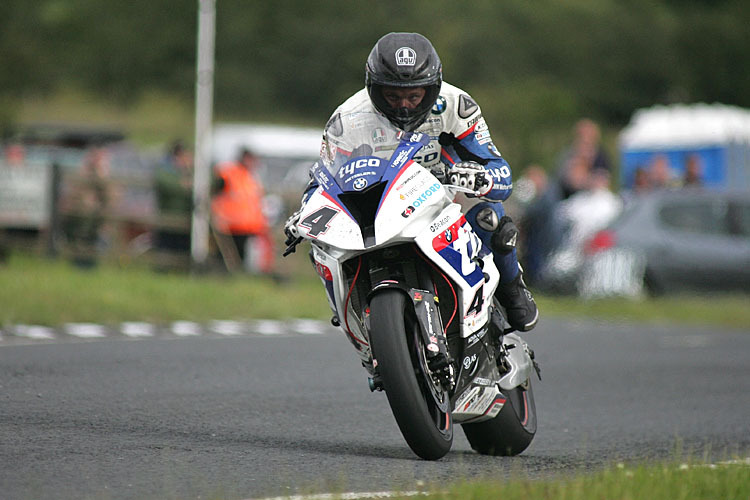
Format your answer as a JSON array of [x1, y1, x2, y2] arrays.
[[211, 148, 274, 275], [62, 145, 111, 266]]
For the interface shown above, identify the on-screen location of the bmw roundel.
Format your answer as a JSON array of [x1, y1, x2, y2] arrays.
[[353, 177, 368, 191], [432, 96, 447, 115]]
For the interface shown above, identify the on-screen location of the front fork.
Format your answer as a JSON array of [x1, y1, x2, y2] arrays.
[[366, 283, 455, 392]]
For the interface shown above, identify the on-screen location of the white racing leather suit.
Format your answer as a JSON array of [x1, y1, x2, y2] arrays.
[[301, 82, 521, 284]]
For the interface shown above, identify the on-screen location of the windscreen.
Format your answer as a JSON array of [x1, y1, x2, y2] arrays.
[[319, 111, 404, 176]]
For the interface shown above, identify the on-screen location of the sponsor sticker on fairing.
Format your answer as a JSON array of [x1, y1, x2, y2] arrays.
[[391, 147, 414, 169], [408, 183, 442, 208]]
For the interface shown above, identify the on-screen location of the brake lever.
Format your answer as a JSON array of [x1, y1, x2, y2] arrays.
[[283, 236, 303, 257]]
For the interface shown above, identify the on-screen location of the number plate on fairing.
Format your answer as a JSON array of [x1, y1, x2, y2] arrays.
[[430, 215, 485, 287]]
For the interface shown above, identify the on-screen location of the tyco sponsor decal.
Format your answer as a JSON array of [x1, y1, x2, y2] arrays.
[[338, 157, 381, 179]]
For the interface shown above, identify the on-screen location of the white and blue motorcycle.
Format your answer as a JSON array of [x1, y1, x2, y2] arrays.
[[284, 111, 539, 460]]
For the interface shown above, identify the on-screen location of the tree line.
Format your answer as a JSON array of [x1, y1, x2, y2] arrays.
[[1, 0, 748, 167]]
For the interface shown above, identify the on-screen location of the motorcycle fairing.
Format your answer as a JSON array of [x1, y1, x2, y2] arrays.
[[497, 333, 534, 391], [414, 203, 500, 337], [300, 133, 446, 250], [449, 326, 506, 423], [451, 331, 535, 423], [311, 244, 372, 363]]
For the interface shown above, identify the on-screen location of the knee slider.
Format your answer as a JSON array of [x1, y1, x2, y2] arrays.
[[490, 215, 518, 254], [474, 207, 518, 254]]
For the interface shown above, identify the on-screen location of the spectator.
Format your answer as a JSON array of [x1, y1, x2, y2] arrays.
[[63, 145, 111, 266], [556, 118, 611, 199], [3, 142, 26, 167], [211, 148, 274, 275], [513, 165, 554, 285], [683, 153, 703, 187], [632, 166, 651, 193], [154, 140, 194, 252], [538, 168, 622, 292], [648, 154, 679, 190]]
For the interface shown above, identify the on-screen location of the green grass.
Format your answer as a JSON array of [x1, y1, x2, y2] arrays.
[[3, 251, 749, 329], [412, 458, 750, 500], [1, 252, 329, 327], [535, 294, 750, 331]]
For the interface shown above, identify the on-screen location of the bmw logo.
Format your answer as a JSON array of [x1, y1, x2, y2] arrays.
[[353, 177, 368, 191], [431, 96, 447, 115]]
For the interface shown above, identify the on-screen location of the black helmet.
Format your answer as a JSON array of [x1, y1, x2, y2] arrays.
[[365, 32, 442, 131]]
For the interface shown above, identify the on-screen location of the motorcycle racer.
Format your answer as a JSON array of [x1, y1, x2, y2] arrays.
[[286, 32, 538, 332]]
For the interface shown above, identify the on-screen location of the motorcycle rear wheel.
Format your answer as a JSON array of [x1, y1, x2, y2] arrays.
[[461, 379, 536, 456], [369, 290, 453, 460]]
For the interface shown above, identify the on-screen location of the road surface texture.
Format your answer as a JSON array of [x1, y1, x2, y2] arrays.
[[1, 316, 748, 499]]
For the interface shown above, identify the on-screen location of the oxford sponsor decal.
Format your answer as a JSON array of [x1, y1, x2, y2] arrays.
[[409, 183, 442, 208]]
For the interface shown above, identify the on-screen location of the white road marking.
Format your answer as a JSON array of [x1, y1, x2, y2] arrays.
[[661, 334, 712, 348], [64, 323, 107, 338], [250, 492, 424, 500], [121, 322, 155, 338], [0, 319, 337, 346], [14, 325, 56, 340], [210, 320, 246, 336], [253, 320, 285, 335], [171, 321, 203, 336], [290, 319, 329, 335]]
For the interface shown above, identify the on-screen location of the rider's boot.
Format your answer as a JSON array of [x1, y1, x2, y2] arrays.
[[495, 268, 538, 332], [465, 202, 539, 332]]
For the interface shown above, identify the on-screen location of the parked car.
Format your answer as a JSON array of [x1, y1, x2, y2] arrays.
[[581, 188, 750, 296]]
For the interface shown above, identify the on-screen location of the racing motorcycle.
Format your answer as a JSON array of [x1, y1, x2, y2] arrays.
[[284, 111, 540, 460]]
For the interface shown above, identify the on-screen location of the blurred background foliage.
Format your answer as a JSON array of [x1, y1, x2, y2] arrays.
[[1, 0, 748, 169]]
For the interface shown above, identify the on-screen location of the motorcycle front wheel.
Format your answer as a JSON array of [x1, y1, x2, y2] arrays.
[[461, 379, 536, 456], [369, 289, 453, 460]]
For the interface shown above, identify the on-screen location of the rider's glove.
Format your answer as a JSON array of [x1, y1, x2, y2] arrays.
[[283, 208, 302, 244], [448, 161, 494, 197], [282, 208, 304, 256]]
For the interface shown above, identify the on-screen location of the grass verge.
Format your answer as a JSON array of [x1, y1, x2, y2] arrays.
[[413, 458, 750, 500], [3, 252, 749, 329]]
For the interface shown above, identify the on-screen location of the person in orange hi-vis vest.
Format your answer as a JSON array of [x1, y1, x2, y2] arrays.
[[211, 148, 274, 274]]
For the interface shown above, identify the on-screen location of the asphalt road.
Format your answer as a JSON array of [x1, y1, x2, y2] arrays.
[[1, 316, 748, 500]]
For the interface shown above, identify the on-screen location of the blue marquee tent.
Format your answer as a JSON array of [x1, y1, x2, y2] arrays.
[[619, 103, 750, 190]]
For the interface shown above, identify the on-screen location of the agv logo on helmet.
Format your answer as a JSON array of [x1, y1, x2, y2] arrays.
[[395, 47, 416, 66]]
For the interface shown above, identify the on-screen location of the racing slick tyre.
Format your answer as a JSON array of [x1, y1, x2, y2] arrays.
[[461, 379, 536, 456], [369, 290, 453, 460]]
